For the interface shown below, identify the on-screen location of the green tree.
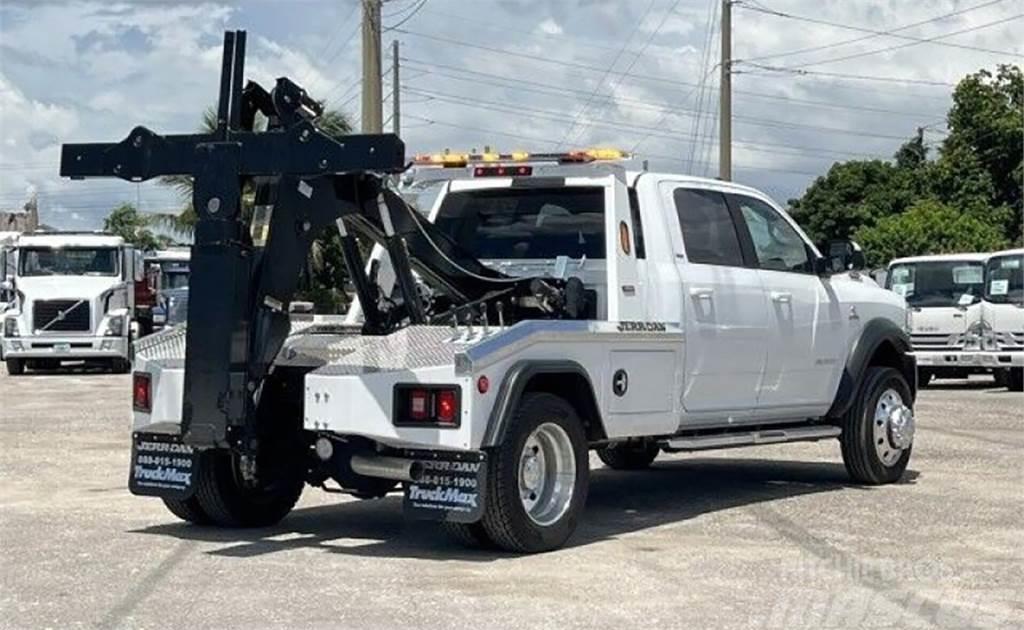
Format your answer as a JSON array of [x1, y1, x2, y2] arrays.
[[103, 203, 170, 251], [788, 158, 921, 244], [855, 199, 1010, 267], [941, 64, 1023, 239]]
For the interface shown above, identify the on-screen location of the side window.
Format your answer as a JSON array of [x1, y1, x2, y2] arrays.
[[627, 188, 646, 260], [672, 188, 744, 266], [731, 195, 811, 273]]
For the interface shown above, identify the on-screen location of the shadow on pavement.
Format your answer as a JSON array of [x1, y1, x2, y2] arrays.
[[132, 458, 920, 561]]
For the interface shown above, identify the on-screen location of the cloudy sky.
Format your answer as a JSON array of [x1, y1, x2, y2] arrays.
[[0, 0, 1020, 231]]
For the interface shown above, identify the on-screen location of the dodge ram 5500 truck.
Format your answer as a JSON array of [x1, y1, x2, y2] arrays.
[[1, 232, 138, 375], [886, 253, 988, 386], [980, 248, 1023, 390], [63, 32, 916, 553]]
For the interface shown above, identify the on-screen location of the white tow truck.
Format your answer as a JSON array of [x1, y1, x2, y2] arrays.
[[980, 248, 1024, 390], [885, 253, 988, 386], [130, 151, 917, 552], [1, 232, 138, 375]]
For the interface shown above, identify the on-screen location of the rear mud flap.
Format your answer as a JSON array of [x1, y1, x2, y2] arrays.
[[402, 451, 487, 523], [128, 431, 198, 500]]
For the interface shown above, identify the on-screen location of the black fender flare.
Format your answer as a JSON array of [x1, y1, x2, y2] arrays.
[[481, 360, 604, 447], [827, 317, 917, 419]]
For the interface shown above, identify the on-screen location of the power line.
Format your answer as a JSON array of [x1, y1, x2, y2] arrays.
[[736, 0, 1010, 63], [556, 0, 658, 147], [400, 76, 928, 142], [400, 57, 948, 117], [777, 12, 1024, 69], [384, 0, 428, 30], [400, 86, 900, 159], [395, 27, 954, 103], [735, 0, 1019, 59], [738, 62, 956, 87]]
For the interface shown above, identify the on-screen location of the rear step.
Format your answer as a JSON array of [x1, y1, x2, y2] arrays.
[[661, 425, 840, 452]]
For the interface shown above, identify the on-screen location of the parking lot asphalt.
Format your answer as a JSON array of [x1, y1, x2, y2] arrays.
[[1, 369, 1021, 630]]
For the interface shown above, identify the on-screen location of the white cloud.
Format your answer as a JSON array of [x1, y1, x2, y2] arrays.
[[0, 0, 1020, 227], [537, 18, 563, 35]]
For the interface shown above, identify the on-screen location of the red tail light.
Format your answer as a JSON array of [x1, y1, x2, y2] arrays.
[[394, 385, 461, 427], [435, 389, 457, 425], [133, 372, 151, 412]]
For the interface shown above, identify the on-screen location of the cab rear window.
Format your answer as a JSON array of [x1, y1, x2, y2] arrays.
[[434, 187, 605, 260]]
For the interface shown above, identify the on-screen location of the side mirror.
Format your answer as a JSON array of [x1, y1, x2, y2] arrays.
[[0, 279, 12, 293], [820, 240, 866, 274]]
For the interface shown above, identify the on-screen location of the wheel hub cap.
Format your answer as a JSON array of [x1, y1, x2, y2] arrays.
[[518, 423, 576, 527], [887, 405, 915, 450], [873, 388, 913, 466]]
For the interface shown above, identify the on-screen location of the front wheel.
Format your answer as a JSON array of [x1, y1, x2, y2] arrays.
[[480, 392, 589, 553], [1007, 368, 1024, 392], [840, 366, 914, 485], [5, 358, 25, 376], [194, 449, 304, 527]]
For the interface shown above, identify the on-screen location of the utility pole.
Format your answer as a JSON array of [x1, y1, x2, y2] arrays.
[[361, 0, 383, 133], [392, 40, 400, 137], [719, 0, 732, 181]]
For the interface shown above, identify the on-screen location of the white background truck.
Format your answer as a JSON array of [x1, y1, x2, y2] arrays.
[[1, 232, 138, 375], [981, 247, 1024, 390], [886, 253, 988, 386], [129, 155, 918, 553]]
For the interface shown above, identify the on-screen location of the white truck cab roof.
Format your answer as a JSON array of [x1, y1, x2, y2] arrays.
[[986, 247, 1024, 258], [888, 252, 989, 266], [145, 249, 191, 262], [16, 232, 125, 249]]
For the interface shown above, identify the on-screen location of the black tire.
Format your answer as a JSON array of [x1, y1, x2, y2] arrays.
[[1008, 368, 1024, 392], [993, 370, 1008, 388], [161, 496, 211, 525], [917, 369, 933, 388], [111, 358, 131, 374], [5, 358, 24, 376], [194, 449, 304, 528], [840, 366, 913, 485], [597, 441, 660, 470], [442, 521, 494, 549], [480, 392, 589, 553]]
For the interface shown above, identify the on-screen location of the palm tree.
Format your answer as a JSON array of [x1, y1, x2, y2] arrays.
[[156, 104, 357, 313]]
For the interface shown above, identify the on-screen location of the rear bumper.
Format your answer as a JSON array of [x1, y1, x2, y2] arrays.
[[1, 335, 128, 360], [912, 350, 985, 368], [979, 351, 1024, 369]]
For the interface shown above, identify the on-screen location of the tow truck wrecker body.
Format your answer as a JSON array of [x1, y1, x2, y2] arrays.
[[63, 32, 918, 552]]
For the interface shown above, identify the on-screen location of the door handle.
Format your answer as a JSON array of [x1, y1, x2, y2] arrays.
[[770, 291, 792, 304], [689, 287, 714, 300]]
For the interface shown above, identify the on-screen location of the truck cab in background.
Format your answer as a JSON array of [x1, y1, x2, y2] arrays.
[[0, 232, 18, 312], [135, 249, 190, 337], [1, 232, 139, 375], [980, 248, 1024, 391], [886, 253, 988, 387]]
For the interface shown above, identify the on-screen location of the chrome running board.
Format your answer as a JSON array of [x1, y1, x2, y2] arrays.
[[661, 425, 841, 452]]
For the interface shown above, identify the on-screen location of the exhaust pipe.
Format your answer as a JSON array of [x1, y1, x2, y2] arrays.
[[350, 454, 424, 482]]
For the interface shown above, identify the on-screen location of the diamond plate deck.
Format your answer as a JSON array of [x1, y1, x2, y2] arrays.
[[313, 326, 478, 376]]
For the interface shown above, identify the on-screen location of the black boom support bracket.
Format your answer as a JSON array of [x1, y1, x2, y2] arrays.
[[60, 31, 406, 451]]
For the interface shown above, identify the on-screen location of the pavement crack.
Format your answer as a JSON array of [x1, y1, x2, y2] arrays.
[[95, 539, 195, 630], [746, 503, 990, 630]]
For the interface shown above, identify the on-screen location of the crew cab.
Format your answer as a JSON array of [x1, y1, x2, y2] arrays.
[[1, 232, 138, 375], [980, 248, 1023, 390], [886, 253, 988, 386], [130, 153, 917, 552]]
